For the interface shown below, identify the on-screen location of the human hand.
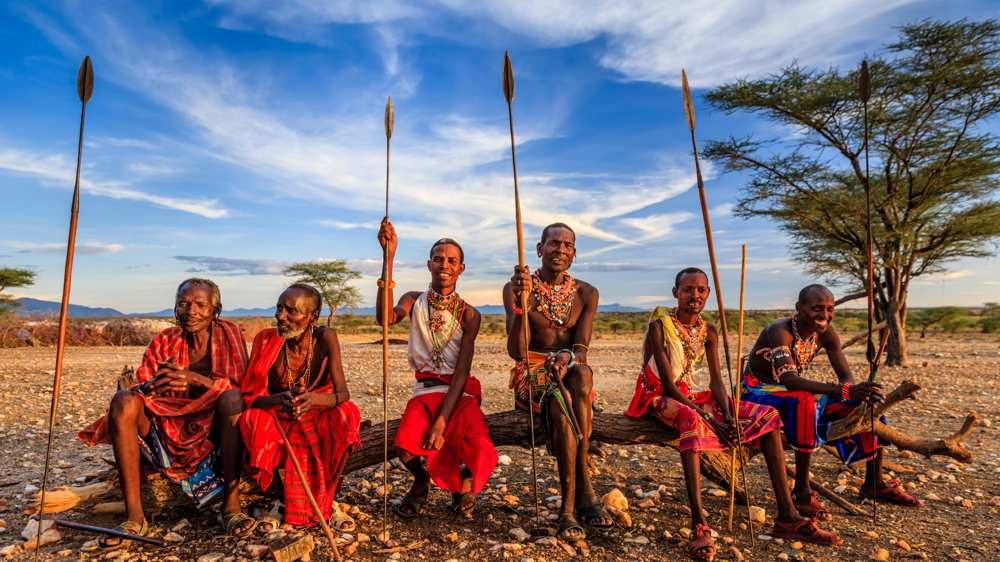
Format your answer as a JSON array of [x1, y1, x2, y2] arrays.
[[849, 382, 885, 404], [709, 418, 736, 448], [423, 422, 446, 451], [153, 360, 211, 390], [292, 391, 322, 419], [275, 391, 296, 415], [378, 217, 397, 257], [544, 351, 573, 378], [510, 265, 532, 298]]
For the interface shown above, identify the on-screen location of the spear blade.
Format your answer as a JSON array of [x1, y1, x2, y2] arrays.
[[503, 51, 515, 104], [859, 61, 871, 104], [681, 69, 695, 131], [385, 96, 394, 140], [77, 56, 94, 103]]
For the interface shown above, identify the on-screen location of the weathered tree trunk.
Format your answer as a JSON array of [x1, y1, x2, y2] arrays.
[[882, 299, 907, 366]]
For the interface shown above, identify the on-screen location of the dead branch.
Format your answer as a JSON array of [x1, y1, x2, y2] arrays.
[[816, 320, 888, 356]]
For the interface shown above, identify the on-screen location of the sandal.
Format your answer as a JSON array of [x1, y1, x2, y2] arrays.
[[451, 490, 476, 515], [329, 502, 356, 531], [859, 481, 924, 507], [222, 512, 259, 539], [791, 491, 833, 521], [772, 518, 842, 546], [576, 504, 614, 533], [558, 513, 586, 541], [687, 524, 717, 559], [99, 518, 149, 552], [396, 485, 429, 518]]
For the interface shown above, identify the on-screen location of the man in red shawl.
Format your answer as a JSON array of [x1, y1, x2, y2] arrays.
[[376, 219, 497, 517], [78, 278, 252, 549], [240, 283, 361, 530], [625, 269, 840, 559]]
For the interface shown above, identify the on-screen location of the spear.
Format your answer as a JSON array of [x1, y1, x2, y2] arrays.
[[681, 70, 754, 546], [381, 95, 393, 540], [34, 56, 93, 562], [859, 60, 878, 525], [728, 245, 748, 531], [502, 51, 542, 532]]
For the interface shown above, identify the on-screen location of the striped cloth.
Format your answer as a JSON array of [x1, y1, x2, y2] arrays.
[[78, 319, 248, 488], [511, 350, 594, 454], [240, 328, 361, 527]]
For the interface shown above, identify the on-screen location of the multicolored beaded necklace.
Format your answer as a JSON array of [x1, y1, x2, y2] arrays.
[[281, 326, 314, 389], [531, 269, 576, 326], [790, 315, 819, 374], [427, 284, 465, 368], [670, 306, 707, 383]]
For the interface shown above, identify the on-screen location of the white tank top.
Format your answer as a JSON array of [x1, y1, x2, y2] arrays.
[[406, 290, 464, 375]]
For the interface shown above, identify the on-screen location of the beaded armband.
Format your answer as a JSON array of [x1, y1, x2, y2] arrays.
[[770, 346, 792, 361], [513, 306, 523, 315], [841, 383, 852, 401], [774, 363, 798, 379], [376, 278, 395, 289]]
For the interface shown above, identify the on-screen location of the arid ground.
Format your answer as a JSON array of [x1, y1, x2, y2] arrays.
[[1, 334, 999, 562]]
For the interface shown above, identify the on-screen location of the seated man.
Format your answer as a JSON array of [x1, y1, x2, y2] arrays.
[[240, 283, 362, 530], [504, 223, 611, 541], [376, 219, 498, 517], [79, 278, 252, 548], [741, 284, 922, 522], [625, 268, 840, 559]]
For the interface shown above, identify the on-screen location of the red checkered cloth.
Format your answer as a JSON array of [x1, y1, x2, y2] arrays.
[[240, 328, 361, 527], [77, 319, 249, 482]]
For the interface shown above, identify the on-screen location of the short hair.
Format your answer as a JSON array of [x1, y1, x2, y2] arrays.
[[674, 267, 708, 289], [541, 222, 576, 244], [175, 278, 221, 311], [798, 284, 833, 304], [430, 238, 465, 264], [286, 283, 323, 315]]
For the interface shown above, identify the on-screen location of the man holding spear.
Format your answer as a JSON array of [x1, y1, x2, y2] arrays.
[[504, 223, 612, 541], [626, 268, 839, 558]]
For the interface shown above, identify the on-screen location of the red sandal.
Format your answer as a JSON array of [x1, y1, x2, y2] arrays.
[[859, 480, 924, 507], [686, 524, 717, 559], [791, 491, 833, 521], [772, 518, 842, 546]]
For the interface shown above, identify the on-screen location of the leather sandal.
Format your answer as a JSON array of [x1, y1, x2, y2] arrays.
[[859, 481, 924, 507], [99, 518, 148, 552], [222, 512, 259, 539], [687, 524, 717, 559], [557, 513, 586, 541], [791, 491, 833, 521], [772, 518, 842, 546], [397, 485, 429, 518]]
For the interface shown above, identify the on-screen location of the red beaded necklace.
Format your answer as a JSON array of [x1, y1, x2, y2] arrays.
[[531, 269, 575, 326], [670, 306, 707, 381]]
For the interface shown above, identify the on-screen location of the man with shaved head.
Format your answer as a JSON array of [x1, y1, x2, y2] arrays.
[[741, 284, 922, 524]]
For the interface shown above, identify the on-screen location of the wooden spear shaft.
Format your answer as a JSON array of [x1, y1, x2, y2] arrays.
[[728, 245, 747, 531], [36, 57, 93, 562], [275, 423, 342, 562], [681, 70, 754, 547], [860, 60, 877, 526], [381, 96, 394, 540]]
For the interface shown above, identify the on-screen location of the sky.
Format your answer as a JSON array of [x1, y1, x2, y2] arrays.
[[1, 0, 998, 314]]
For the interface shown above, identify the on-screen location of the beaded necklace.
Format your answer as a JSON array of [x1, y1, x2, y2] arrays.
[[790, 315, 819, 374], [281, 327, 314, 389], [669, 306, 707, 383], [427, 284, 465, 369], [531, 269, 576, 326]]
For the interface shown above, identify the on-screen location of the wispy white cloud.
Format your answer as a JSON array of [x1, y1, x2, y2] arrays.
[[174, 256, 291, 275], [320, 220, 381, 230], [4, 240, 125, 256]]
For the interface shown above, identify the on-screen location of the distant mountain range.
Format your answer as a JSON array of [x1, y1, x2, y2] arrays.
[[15, 298, 650, 318]]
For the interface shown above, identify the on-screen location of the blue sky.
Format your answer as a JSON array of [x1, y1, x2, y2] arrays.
[[1, 0, 997, 314]]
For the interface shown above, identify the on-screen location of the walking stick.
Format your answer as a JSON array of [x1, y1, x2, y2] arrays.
[[28, 517, 166, 547], [275, 423, 342, 562], [381, 96, 393, 540], [35, 56, 93, 562], [502, 52, 542, 532], [727, 245, 747, 531], [859, 60, 878, 526], [681, 70, 754, 547]]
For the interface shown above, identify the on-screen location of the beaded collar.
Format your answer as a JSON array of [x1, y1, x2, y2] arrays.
[[790, 314, 819, 374], [427, 284, 465, 369], [531, 269, 576, 326], [669, 306, 707, 384], [281, 326, 314, 389]]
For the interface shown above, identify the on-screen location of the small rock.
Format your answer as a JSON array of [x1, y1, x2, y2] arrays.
[[498, 455, 512, 465], [245, 545, 269, 558], [0, 546, 18, 556], [871, 548, 889, 561], [503, 543, 523, 551], [924, 493, 940, 501], [24, 529, 61, 550], [727, 546, 744, 560], [443, 532, 459, 543], [171, 519, 191, 532], [535, 537, 557, 546], [637, 499, 654, 509], [342, 543, 357, 556], [24, 485, 38, 496], [678, 505, 692, 516], [601, 488, 629, 512], [791, 541, 803, 550], [833, 485, 847, 494], [558, 542, 576, 556], [896, 540, 911, 551], [509, 527, 530, 542], [605, 505, 631, 527], [748, 506, 766, 524], [624, 536, 649, 544], [21, 518, 55, 540], [197, 553, 225, 562], [163, 532, 184, 543], [80, 540, 98, 552], [778, 554, 789, 561]]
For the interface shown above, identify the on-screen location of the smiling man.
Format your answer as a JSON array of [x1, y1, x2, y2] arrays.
[[239, 283, 362, 530], [376, 219, 497, 518], [625, 269, 839, 558], [78, 278, 252, 548], [503, 223, 610, 541], [741, 284, 923, 523]]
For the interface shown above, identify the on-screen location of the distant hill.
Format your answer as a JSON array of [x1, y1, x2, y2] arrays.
[[16, 298, 126, 318]]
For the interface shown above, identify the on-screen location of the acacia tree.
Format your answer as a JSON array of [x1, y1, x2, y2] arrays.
[[283, 260, 363, 327], [0, 266, 37, 318], [702, 19, 1000, 365]]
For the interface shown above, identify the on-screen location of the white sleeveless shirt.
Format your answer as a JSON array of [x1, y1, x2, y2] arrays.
[[407, 290, 464, 375]]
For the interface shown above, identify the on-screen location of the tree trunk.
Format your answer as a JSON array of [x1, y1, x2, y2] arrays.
[[882, 299, 907, 366], [327, 307, 337, 328]]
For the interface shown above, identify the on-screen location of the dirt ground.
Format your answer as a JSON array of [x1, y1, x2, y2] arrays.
[[1, 333, 999, 562]]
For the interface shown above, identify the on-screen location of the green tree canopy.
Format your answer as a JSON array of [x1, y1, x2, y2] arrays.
[[0, 266, 37, 318], [283, 260, 363, 327], [702, 19, 1000, 365]]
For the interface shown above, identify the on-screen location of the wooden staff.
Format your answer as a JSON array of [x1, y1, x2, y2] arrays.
[[728, 245, 748, 531], [381, 95, 394, 539], [275, 423, 342, 562], [502, 51, 541, 531], [681, 70, 754, 547], [859, 60, 877, 525], [35, 56, 93, 562], [29, 517, 166, 547]]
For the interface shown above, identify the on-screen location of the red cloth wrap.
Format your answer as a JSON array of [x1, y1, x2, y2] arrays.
[[393, 371, 498, 495], [239, 328, 362, 526], [625, 362, 711, 418], [77, 320, 248, 482]]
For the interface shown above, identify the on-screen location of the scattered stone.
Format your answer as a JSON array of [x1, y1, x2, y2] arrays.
[[782, 549, 800, 558], [791, 541, 803, 550], [924, 493, 940, 501], [164, 532, 184, 543], [558, 541, 576, 556], [777, 553, 789, 561], [601, 488, 629, 512], [871, 548, 889, 561], [535, 537, 557, 546], [637, 499, 654, 509], [678, 505, 692, 516], [197, 553, 225, 562], [605, 505, 631, 527], [245, 545, 269, 558], [896, 540, 911, 551], [990, 496, 1000, 507], [24, 529, 61, 549], [0, 546, 18, 556], [509, 527, 530, 542], [171, 519, 191, 532], [443, 532, 459, 543], [21, 518, 55, 540], [624, 536, 649, 544], [749, 506, 767, 524], [80, 540, 98, 552], [498, 455, 512, 465], [503, 543, 523, 551], [727, 546, 744, 560], [342, 543, 357, 556]]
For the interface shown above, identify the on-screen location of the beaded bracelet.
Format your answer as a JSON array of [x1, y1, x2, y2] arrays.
[[513, 306, 523, 315], [376, 278, 395, 289], [573, 343, 589, 353], [699, 411, 712, 422], [841, 383, 852, 401]]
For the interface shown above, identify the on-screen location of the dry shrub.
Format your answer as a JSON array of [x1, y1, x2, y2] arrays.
[[235, 316, 271, 342], [0, 314, 170, 348]]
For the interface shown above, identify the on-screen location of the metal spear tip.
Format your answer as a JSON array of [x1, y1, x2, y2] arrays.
[[503, 51, 515, 104], [77, 56, 94, 103], [681, 69, 695, 131], [385, 96, 394, 139], [860, 60, 871, 103]]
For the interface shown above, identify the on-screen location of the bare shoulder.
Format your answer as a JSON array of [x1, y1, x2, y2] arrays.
[[704, 321, 719, 336], [818, 324, 842, 346], [574, 278, 598, 299], [764, 318, 793, 343], [463, 302, 482, 322], [314, 326, 341, 349]]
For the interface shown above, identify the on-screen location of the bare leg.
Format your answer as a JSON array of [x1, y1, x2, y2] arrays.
[[548, 397, 583, 540], [862, 448, 889, 490], [104, 391, 151, 547], [791, 450, 812, 508], [565, 366, 610, 528], [215, 390, 251, 533], [759, 429, 806, 524], [395, 447, 428, 516]]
